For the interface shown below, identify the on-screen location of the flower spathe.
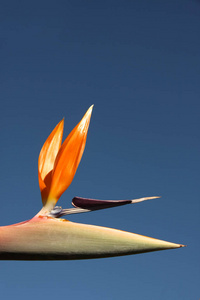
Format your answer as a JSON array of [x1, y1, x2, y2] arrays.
[[38, 105, 93, 213]]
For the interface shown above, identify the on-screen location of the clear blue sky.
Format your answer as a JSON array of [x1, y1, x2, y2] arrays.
[[0, 1, 199, 299]]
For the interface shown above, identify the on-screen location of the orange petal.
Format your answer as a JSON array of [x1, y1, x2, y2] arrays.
[[38, 119, 64, 204], [47, 105, 93, 204]]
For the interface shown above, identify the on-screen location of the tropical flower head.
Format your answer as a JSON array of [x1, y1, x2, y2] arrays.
[[38, 105, 93, 213], [0, 105, 184, 261]]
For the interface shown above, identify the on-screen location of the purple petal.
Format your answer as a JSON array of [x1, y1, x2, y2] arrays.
[[72, 197, 132, 210]]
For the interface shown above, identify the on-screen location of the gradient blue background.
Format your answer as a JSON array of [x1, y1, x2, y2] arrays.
[[0, 1, 199, 299]]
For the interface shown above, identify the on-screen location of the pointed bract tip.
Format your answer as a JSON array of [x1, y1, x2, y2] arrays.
[[179, 244, 186, 248], [131, 196, 161, 204], [145, 196, 161, 200]]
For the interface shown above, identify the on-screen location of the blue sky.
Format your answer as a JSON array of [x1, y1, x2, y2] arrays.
[[0, 0, 199, 299]]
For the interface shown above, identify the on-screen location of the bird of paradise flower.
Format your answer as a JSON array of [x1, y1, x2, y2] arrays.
[[0, 105, 185, 260]]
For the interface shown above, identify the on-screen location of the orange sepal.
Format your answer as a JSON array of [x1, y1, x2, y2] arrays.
[[47, 105, 93, 203], [38, 119, 64, 205]]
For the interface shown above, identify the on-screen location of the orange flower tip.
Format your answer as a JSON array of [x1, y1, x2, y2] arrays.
[[85, 105, 94, 119], [89, 104, 94, 110], [58, 118, 64, 128], [85, 104, 94, 119], [77, 105, 94, 134]]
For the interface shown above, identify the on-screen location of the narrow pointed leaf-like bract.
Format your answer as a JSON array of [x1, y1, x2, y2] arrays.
[[72, 196, 160, 211]]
